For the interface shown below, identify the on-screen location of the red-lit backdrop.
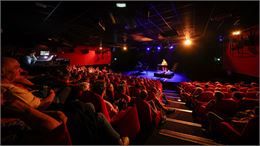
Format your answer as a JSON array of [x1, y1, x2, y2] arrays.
[[224, 26, 259, 77], [57, 46, 112, 66]]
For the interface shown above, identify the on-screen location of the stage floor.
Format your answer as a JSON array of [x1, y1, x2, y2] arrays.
[[125, 70, 190, 83]]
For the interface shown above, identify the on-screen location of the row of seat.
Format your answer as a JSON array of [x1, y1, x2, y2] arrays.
[[178, 81, 259, 144]]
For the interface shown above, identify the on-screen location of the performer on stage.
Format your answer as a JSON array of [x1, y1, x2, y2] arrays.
[[161, 59, 168, 72]]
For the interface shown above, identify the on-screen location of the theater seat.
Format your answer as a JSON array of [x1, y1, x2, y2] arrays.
[[246, 91, 259, 99], [239, 97, 259, 110], [216, 98, 239, 116], [219, 117, 259, 144], [78, 91, 111, 122], [1, 118, 72, 145], [110, 106, 140, 141], [135, 98, 154, 131]]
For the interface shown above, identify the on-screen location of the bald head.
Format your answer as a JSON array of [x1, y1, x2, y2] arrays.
[[1, 57, 22, 81]]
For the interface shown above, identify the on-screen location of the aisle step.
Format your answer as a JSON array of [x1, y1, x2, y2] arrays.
[[168, 107, 192, 113], [166, 118, 201, 128], [159, 129, 221, 145], [166, 108, 195, 123], [167, 100, 185, 105], [145, 130, 198, 145]]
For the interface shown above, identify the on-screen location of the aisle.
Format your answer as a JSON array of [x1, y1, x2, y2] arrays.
[[145, 89, 221, 145]]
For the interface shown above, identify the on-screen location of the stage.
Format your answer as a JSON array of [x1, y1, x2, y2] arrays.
[[125, 70, 190, 83]]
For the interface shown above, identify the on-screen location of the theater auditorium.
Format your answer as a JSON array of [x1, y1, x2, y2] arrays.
[[1, 1, 259, 145]]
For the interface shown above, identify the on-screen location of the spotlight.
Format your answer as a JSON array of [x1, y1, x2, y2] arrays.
[[184, 39, 192, 46], [99, 46, 103, 50], [123, 46, 127, 51], [146, 47, 150, 51], [157, 46, 161, 50], [114, 58, 117, 61], [169, 46, 174, 49], [232, 30, 241, 36]]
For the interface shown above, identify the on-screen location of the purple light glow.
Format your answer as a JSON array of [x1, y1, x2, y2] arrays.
[[157, 46, 161, 50], [146, 47, 150, 51]]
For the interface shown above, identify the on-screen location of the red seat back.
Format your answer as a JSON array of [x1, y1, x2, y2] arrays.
[[217, 98, 239, 116], [79, 91, 111, 122], [110, 106, 140, 140], [198, 91, 214, 102], [246, 91, 259, 99], [240, 97, 259, 110], [135, 98, 153, 131]]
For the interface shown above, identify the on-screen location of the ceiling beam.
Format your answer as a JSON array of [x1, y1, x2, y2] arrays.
[[43, 1, 62, 22], [149, 4, 175, 33]]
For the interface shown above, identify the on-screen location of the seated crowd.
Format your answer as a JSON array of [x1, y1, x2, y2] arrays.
[[1, 57, 173, 145], [178, 81, 259, 144]]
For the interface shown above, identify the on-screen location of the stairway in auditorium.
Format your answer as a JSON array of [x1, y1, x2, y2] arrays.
[[144, 89, 221, 145]]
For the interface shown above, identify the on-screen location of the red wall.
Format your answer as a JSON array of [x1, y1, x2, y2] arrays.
[[57, 46, 111, 65], [224, 26, 259, 77]]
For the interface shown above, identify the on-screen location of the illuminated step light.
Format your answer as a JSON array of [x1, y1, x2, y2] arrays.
[[116, 3, 126, 8]]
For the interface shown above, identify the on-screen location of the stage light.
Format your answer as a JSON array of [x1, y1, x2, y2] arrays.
[[169, 46, 174, 49], [123, 46, 127, 51], [157, 46, 161, 50], [116, 3, 126, 8], [146, 47, 150, 51], [214, 57, 221, 62], [184, 39, 192, 46], [99, 46, 103, 50], [112, 47, 116, 52], [232, 30, 241, 36], [114, 58, 117, 61]]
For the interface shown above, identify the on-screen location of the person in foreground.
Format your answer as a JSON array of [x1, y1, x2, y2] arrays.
[[1, 57, 129, 145]]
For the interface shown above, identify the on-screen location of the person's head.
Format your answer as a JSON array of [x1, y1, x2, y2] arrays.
[[251, 82, 258, 87], [1, 57, 23, 82], [29, 50, 36, 56], [194, 87, 203, 94], [91, 80, 106, 96], [229, 87, 238, 93], [214, 91, 224, 101], [150, 87, 158, 94], [232, 91, 244, 100], [140, 90, 148, 100], [117, 84, 126, 94]]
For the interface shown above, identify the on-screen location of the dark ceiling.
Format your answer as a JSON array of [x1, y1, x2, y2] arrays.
[[2, 1, 259, 49]]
